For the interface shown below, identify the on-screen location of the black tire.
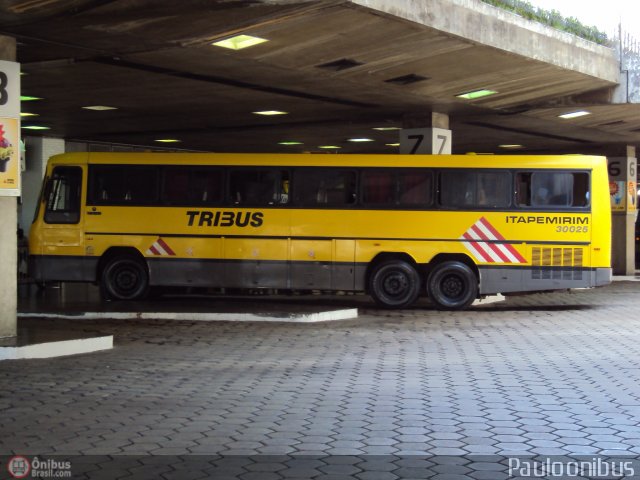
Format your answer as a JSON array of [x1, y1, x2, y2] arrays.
[[369, 260, 421, 309], [427, 261, 478, 310], [101, 255, 149, 301]]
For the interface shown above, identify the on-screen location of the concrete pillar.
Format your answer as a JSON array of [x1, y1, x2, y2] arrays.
[[400, 112, 452, 154], [20, 137, 65, 237], [608, 146, 638, 275], [0, 35, 17, 338]]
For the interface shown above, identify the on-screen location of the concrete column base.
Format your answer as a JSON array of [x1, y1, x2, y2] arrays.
[[612, 213, 637, 275], [0, 196, 17, 338]]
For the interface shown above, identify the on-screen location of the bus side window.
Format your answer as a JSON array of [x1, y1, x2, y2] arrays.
[[161, 167, 223, 205], [516, 173, 532, 206], [191, 169, 223, 204], [44, 166, 82, 224], [477, 172, 510, 208], [398, 171, 433, 207], [294, 169, 356, 207], [440, 171, 476, 208], [229, 169, 287, 206], [123, 167, 158, 204], [572, 173, 590, 207], [89, 166, 125, 204], [88, 165, 158, 205], [441, 170, 509, 209], [532, 172, 571, 207], [362, 170, 394, 205], [517, 171, 589, 208], [163, 169, 190, 203]]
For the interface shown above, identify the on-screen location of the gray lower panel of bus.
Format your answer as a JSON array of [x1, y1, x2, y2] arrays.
[[31, 255, 611, 296], [478, 266, 611, 294], [147, 261, 609, 294], [148, 258, 357, 291], [30, 255, 357, 290]]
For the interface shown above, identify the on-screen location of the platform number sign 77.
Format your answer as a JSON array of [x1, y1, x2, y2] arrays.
[[400, 128, 452, 155], [407, 133, 449, 154]]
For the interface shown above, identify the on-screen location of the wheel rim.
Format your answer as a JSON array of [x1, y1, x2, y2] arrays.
[[370, 260, 420, 308], [440, 273, 465, 300], [382, 270, 410, 300], [110, 263, 143, 298]]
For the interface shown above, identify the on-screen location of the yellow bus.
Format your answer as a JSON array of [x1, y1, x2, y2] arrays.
[[29, 152, 611, 309]]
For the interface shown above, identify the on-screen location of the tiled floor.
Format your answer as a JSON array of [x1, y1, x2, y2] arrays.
[[3, 281, 640, 478]]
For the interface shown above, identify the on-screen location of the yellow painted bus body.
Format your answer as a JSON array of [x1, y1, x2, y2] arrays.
[[29, 152, 611, 309]]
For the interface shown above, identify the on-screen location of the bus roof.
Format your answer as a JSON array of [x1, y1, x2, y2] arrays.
[[48, 152, 605, 170]]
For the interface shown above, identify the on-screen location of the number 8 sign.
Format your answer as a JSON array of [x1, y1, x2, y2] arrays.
[[0, 60, 20, 118], [0, 59, 21, 196]]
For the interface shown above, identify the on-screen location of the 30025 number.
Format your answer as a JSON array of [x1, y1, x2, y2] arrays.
[[556, 226, 588, 233]]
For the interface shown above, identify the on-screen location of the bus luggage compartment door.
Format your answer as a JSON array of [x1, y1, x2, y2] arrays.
[[290, 239, 332, 290]]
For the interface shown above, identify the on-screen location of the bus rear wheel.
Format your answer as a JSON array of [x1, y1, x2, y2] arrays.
[[369, 259, 421, 309], [427, 261, 477, 310], [101, 255, 149, 301]]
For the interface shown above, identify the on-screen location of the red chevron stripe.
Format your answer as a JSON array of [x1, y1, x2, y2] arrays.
[[479, 217, 505, 240], [469, 227, 510, 262], [156, 237, 176, 256], [506, 245, 526, 263], [479, 217, 526, 263], [463, 232, 493, 262]]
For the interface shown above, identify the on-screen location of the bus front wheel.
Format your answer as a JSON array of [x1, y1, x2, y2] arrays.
[[427, 261, 477, 310], [101, 255, 149, 301], [369, 260, 421, 309]]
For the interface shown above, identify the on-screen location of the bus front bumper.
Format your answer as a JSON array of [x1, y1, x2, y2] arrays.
[[29, 255, 98, 283]]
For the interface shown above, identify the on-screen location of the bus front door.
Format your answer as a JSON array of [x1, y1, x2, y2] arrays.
[[38, 166, 85, 280]]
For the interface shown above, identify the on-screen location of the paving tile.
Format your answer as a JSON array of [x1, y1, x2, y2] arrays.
[[560, 444, 602, 454], [594, 442, 633, 451], [489, 427, 524, 436], [556, 437, 593, 446], [494, 442, 533, 453], [392, 467, 435, 479], [458, 429, 494, 439]]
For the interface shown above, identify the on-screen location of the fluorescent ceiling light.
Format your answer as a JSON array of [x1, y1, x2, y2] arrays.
[[82, 105, 117, 111], [373, 127, 401, 131], [348, 138, 374, 142], [558, 110, 591, 119], [20, 112, 39, 117], [22, 125, 50, 130], [499, 144, 524, 149], [318, 145, 341, 149], [253, 110, 288, 116], [154, 139, 181, 143], [278, 141, 303, 145], [386, 143, 400, 147], [20, 95, 42, 101], [456, 89, 497, 100], [212, 35, 268, 50]]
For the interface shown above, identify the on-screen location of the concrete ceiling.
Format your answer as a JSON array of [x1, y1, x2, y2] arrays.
[[1, 0, 638, 155]]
